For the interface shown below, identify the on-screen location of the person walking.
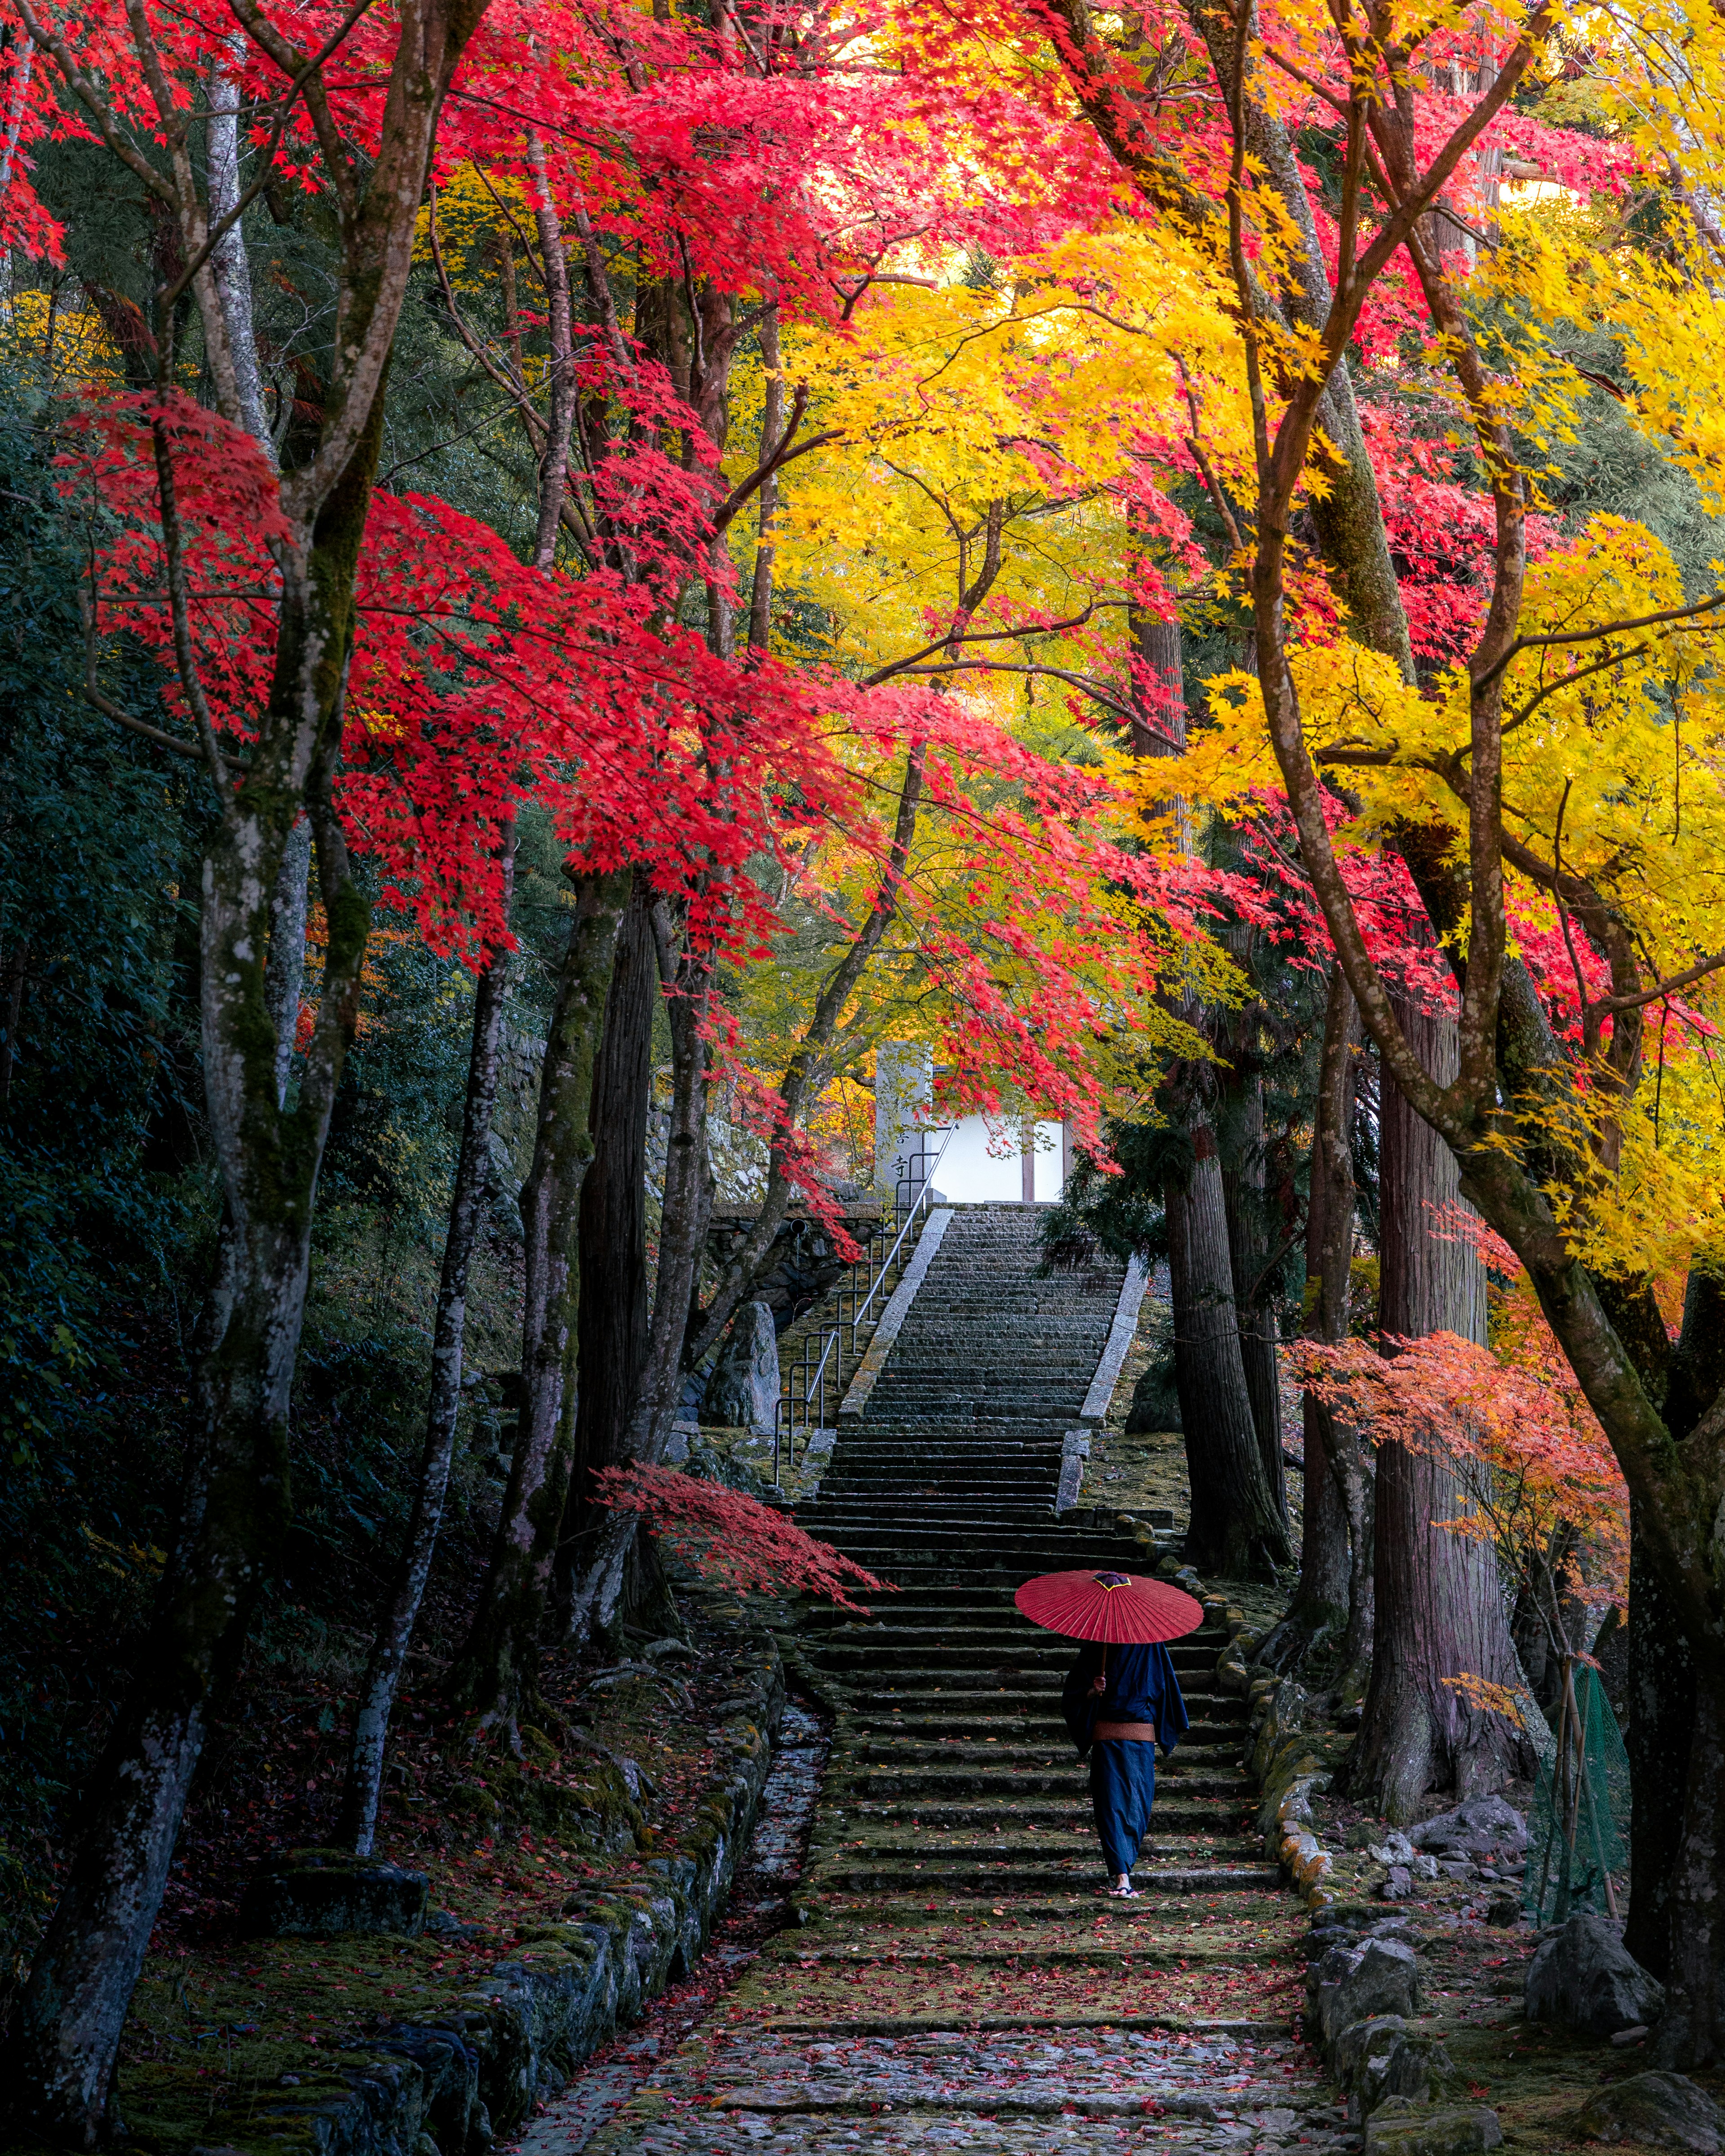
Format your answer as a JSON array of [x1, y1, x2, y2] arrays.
[[1062, 1630, 1190, 1897]]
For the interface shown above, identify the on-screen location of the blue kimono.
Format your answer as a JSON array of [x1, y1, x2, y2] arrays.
[[1062, 1640, 1190, 1878]]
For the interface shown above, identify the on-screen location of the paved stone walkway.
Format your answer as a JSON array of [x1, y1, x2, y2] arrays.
[[537, 1206, 1355, 2154]]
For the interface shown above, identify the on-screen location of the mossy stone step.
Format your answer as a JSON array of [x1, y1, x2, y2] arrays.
[[805, 1840, 1274, 1873], [816, 1539, 1192, 1562], [803, 1860, 1286, 1895], [801, 1599, 1199, 1630], [836, 1802, 1252, 1832], [806, 1645, 1213, 1675], [793, 1897, 1294, 1931], [827, 1693, 1244, 1726], [833, 1768, 1255, 1801]]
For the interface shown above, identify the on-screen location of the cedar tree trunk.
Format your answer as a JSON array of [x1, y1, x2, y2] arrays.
[[561, 880, 656, 1598], [1219, 1048, 1287, 1523], [1260, 962, 1360, 1671], [559, 883, 656, 1644], [1346, 993, 1526, 1817], [567, 906, 715, 1645], [1169, 1126, 1293, 1577]]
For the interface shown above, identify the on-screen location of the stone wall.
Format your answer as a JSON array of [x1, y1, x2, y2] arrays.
[[210, 1610, 786, 2156]]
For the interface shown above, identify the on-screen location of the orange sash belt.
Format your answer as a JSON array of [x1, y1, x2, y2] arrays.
[[1092, 1720, 1157, 1742]]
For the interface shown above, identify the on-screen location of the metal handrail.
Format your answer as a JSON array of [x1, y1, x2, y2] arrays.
[[773, 1125, 953, 1486], [857, 1124, 953, 1331], [774, 1326, 840, 1488]]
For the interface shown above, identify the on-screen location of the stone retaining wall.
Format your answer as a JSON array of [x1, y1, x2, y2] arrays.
[[209, 1608, 785, 2156]]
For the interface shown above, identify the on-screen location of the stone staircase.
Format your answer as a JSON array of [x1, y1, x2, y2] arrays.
[[577, 1205, 1349, 2154], [801, 1201, 1128, 1539]]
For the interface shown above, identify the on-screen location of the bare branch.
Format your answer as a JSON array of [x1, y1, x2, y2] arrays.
[[709, 389, 843, 537], [861, 603, 1114, 687]]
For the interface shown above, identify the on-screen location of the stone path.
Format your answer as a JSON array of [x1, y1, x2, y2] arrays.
[[535, 1204, 1353, 2155]]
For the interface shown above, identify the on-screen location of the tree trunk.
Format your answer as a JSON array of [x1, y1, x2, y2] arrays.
[[264, 816, 311, 1108], [565, 881, 655, 1515], [445, 870, 628, 1730], [1219, 1052, 1287, 1523], [1625, 1510, 1695, 1983], [1622, 1264, 1717, 2003], [1132, 608, 1288, 1578], [566, 897, 720, 1639], [1260, 962, 1359, 1672], [1169, 1127, 1293, 1577], [208, 81, 311, 1118], [1663, 1656, 1725, 2067], [630, 906, 713, 1463], [205, 41, 273, 457], [746, 305, 782, 659], [1346, 992, 1527, 1819], [338, 838, 515, 1853], [566, 919, 713, 1646]]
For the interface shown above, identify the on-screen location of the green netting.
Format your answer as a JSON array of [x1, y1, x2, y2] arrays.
[[1524, 1660, 1631, 1926]]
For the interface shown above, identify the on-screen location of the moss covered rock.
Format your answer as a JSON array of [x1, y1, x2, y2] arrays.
[[1577, 2071, 1724, 2152], [1364, 2102, 1504, 2156], [239, 1848, 430, 1938]]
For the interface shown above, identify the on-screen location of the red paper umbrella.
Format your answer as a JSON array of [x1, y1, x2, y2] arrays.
[[1013, 1568, 1204, 1643]]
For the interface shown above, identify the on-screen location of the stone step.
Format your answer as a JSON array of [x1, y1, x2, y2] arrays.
[[812, 1491, 1061, 1509], [803, 1500, 1058, 1520], [805, 1857, 1285, 1895], [805, 1640, 1217, 1672], [769, 1899, 1285, 1944], [805, 1618, 1215, 1647], [829, 1720, 1245, 1754], [833, 1800, 1253, 1831], [798, 1528, 1151, 1554], [831, 1577, 1132, 1597], [814, 1472, 1062, 1491], [829, 1425, 1076, 1440], [821, 1452, 1068, 1468], [818, 1685, 1237, 1719], [808, 1658, 1220, 1686], [832, 1736, 1247, 1767], [805, 1842, 1271, 1874], [855, 1401, 1096, 1418], [834, 1767, 1255, 1800], [801, 1592, 1203, 1624]]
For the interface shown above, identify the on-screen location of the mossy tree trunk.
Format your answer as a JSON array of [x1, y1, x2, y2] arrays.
[[339, 837, 516, 1854], [447, 871, 629, 1730]]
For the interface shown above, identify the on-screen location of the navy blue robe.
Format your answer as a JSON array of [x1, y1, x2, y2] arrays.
[[1061, 1641, 1190, 1877]]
